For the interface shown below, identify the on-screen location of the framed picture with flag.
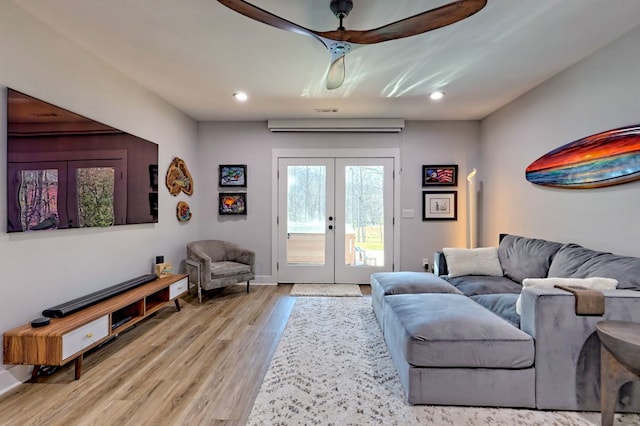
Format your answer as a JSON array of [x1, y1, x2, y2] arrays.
[[422, 165, 458, 187]]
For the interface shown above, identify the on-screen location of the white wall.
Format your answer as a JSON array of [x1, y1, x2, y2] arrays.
[[197, 120, 479, 281], [399, 121, 480, 269], [0, 3, 198, 387], [480, 25, 640, 255]]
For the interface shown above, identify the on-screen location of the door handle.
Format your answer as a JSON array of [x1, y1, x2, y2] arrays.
[[328, 225, 333, 230], [328, 216, 334, 221]]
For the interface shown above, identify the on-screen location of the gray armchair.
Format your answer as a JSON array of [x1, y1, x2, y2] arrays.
[[186, 240, 255, 303]]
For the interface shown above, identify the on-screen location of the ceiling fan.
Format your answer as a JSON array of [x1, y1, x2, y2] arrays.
[[218, 0, 487, 90]]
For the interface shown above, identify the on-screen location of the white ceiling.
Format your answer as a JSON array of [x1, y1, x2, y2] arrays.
[[11, 0, 640, 121]]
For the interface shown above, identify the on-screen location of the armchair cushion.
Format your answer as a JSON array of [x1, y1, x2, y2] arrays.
[[210, 261, 251, 278]]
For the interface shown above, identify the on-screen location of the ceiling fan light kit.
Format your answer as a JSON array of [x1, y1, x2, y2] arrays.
[[233, 91, 248, 101], [218, 0, 487, 89]]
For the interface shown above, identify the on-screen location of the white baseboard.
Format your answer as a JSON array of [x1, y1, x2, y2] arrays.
[[254, 275, 277, 284], [0, 365, 31, 397]]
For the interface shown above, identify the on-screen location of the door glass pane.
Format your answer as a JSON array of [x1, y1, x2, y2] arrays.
[[345, 165, 384, 266], [287, 165, 326, 265], [76, 167, 115, 227], [19, 169, 59, 231]]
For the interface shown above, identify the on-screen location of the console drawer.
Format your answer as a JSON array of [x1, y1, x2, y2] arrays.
[[62, 315, 109, 360], [169, 277, 188, 299]]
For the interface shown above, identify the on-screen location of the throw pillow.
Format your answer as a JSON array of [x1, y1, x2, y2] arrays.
[[515, 277, 618, 315], [442, 247, 504, 278]]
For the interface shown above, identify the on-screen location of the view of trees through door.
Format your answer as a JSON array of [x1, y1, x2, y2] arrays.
[[344, 164, 385, 267], [278, 157, 394, 284], [286, 164, 384, 266]]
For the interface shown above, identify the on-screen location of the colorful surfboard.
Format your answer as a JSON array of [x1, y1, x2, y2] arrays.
[[525, 124, 640, 188]]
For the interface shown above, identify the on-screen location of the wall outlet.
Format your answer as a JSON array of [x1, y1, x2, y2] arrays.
[[422, 258, 429, 271]]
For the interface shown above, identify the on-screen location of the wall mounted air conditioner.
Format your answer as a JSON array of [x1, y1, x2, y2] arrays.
[[267, 118, 405, 133]]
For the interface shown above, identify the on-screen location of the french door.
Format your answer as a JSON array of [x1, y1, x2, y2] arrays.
[[277, 157, 394, 283]]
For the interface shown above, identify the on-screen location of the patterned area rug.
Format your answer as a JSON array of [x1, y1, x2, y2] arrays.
[[248, 297, 640, 426], [290, 283, 362, 297]]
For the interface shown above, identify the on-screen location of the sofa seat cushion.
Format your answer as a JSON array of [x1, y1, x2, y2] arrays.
[[210, 261, 251, 278], [470, 294, 520, 328], [445, 275, 522, 296], [384, 293, 534, 369], [371, 272, 462, 295]]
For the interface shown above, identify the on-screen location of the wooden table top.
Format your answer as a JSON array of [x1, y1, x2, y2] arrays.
[[596, 320, 640, 374]]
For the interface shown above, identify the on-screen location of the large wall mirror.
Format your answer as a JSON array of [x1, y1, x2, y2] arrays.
[[6, 89, 159, 233]]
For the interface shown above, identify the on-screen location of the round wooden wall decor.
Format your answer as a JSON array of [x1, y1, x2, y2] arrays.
[[165, 157, 194, 196], [176, 201, 192, 222]]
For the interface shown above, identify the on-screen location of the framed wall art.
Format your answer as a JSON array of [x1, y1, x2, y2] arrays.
[[422, 165, 458, 187], [219, 193, 247, 215], [219, 164, 247, 187], [422, 191, 457, 221]]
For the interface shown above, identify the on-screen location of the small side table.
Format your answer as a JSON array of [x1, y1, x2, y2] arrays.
[[596, 320, 640, 426]]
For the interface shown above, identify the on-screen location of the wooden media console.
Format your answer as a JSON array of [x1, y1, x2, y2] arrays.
[[3, 274, 188, 380]]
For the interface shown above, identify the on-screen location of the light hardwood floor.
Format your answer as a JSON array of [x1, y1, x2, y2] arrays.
[[0, 284, 370, 425]]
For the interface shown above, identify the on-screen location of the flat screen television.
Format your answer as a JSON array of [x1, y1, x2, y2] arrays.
[[6, 88, 159, 232]]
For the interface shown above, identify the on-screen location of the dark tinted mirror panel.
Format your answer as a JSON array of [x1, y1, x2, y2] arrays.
[[6, 89, 159, 232]]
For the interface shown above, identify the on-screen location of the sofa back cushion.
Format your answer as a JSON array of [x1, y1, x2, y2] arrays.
[[498, 235, 563, 284], [548, 243, 640, 291]]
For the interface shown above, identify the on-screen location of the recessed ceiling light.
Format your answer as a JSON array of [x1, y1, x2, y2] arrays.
[[233, 92, 248, 102], [429, 91, 445, 100]]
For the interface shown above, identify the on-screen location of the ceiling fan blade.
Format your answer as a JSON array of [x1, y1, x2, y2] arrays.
[[326, 55, 346, 90], [316, 0, 487, 44], [217, 0, 330, 46]]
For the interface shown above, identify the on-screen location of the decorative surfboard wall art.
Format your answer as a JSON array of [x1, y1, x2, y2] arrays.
[[525, 124, 640, 189]]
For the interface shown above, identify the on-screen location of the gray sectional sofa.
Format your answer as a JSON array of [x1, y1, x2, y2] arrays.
[[371, 234, 640, 411]]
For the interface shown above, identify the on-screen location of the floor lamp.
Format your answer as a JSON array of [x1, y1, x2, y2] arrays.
[[467, 168, 477, 248]]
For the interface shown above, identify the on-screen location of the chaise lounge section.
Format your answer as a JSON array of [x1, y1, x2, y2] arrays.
[[372, 234, 640, 411], [382, 291, 536, 407]]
